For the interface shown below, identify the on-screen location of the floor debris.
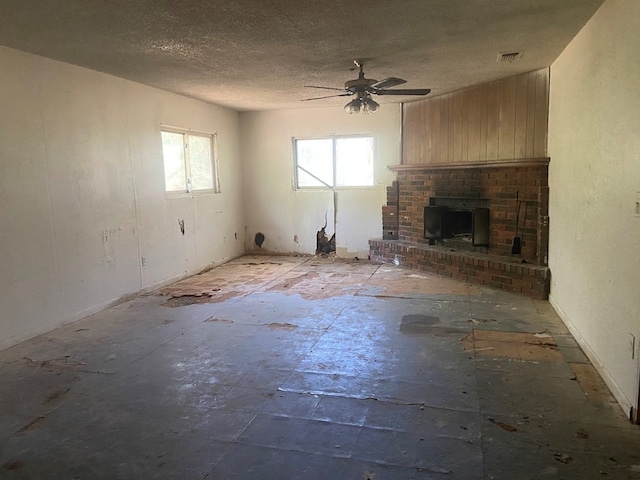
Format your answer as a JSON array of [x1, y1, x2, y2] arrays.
[[489, 417, 518, 432], [17, 417, 46, 434], [575, 428, 589, 439], [2, 461, 24, 471], [203, 317, 233, 324], [266, 323, 299, 331], [569, 362, 617, 403], [44, 388, 71, 404], [554, 452, 573, 464], [0, 254, 638, 478], [460, 329, 562, 361]]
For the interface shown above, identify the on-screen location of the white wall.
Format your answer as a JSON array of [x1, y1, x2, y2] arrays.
[[548, 0, 640, 414], [0, 46, 244, 350], [240, 107, 400, 258]]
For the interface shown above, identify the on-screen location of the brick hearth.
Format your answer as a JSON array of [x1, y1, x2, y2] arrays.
[[369, 239, 550, 299]]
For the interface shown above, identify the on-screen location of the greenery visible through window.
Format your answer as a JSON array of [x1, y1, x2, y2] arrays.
[[295, 136, 374, 188], [161, 129, 219, 193]]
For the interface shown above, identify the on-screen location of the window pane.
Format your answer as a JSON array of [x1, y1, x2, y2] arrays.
[[297, 169, 328, 187], [161, 131, 186, 191], [335, 137, 374, 187], [296, 139, 333, 187], [188, 135, 213, 190]]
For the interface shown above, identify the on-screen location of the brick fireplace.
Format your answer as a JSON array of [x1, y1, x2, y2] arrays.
[[370, 159, 551, 298]]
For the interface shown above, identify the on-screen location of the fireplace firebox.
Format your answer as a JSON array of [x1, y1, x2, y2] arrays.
[[424, 197, 490, 247]]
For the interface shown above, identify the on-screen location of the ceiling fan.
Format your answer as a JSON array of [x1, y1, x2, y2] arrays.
[[302, 60, 431, 114]]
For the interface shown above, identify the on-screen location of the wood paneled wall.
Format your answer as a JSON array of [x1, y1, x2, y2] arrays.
[[402, 69, 549, 165]]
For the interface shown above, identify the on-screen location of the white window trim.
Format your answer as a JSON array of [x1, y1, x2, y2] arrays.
[[293, 134, 376, 190], [161, 126, 221, 197]]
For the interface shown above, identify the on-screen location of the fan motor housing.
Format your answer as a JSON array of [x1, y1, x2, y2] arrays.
[[345, 77, 377, 92]]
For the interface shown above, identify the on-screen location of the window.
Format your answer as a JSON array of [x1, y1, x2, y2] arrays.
[[161, 128, 219, 193], [294, 136, 374, 188]]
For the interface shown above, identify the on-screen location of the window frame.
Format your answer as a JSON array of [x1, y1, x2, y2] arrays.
[[293, 134, 375, 190], [161, 126, 220, 196]]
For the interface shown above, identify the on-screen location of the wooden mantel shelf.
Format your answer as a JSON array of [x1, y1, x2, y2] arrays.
[[388, 158, 550, 172]]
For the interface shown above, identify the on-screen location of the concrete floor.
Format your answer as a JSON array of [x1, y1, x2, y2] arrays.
[[1, 255, 639, 479]]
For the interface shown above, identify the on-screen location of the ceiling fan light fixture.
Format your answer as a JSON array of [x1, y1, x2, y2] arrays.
[[363, 96, 379, 114], [344, 97, 362, 114], [305, 61, 430, 113]]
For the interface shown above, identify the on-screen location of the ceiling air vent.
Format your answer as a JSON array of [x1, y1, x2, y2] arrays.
[[497, 52, 522, 63]]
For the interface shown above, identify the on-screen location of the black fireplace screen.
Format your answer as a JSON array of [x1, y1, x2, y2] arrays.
[[424, 206, 489, 246]]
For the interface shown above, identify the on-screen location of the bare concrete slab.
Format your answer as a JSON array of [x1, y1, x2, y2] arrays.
[[0, 255, 638, 479]]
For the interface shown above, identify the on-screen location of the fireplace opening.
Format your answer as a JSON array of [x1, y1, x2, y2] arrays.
[[424, 197, 490, 248]]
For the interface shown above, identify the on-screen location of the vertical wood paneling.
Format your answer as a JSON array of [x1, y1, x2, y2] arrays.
[[447, 95, 457, 162], [479, 86, 488, 161], [417, 100, 425, 164], [467, 86, 482, 160], [447, 94, 455, 162], [402, 102, 418, 164], [533, 69, 549, 157], [486, 81, 500, 160], [435, 96, 442, 163], [525, 71, 538, 158], [514, 73, 529, 158], [440, 94, 451, 162], [429, 96, 440, 162], [453, 92, 464, 162], [461, 89, 470, 162], [498, 76, 517, 160], [402, 68, 549, 165]]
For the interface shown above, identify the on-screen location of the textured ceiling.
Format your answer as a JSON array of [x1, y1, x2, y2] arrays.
[[0, 0, 604, 111]]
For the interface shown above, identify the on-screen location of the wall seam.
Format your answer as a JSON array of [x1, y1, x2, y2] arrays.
[[35, 59, 66, 319], [123, 80, 144, 290]]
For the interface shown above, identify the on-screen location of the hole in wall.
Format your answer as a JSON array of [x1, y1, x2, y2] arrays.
[[316, 226, 335, 255], [254, 232, 265, 248]]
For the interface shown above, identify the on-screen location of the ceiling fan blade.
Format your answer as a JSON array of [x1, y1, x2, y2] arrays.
[[304, 85, 348, 92], [370, 77, 407, 89], [374, 88, 431, 96], [300, 93, 353, 101]]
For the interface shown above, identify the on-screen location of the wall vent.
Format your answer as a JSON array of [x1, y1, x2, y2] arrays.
[[497, 52, 522, 63]]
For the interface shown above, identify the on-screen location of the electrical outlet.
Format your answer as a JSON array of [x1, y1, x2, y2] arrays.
[[141, 256, 147, 267]]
